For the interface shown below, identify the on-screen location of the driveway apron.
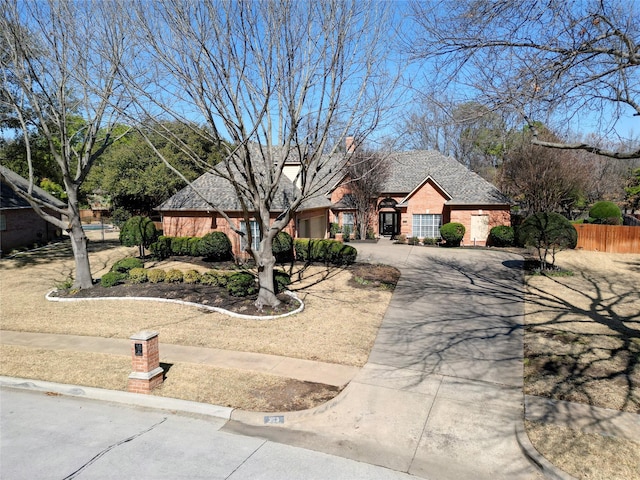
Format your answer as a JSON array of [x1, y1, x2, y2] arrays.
[[229, 241, 540, 479]]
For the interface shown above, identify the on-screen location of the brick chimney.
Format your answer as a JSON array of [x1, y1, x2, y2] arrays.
[[345, 136, 355, 153]]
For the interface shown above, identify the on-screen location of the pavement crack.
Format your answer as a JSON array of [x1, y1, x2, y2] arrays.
[[409, 375, 443, 469], [224, 440, 268, 479], [61, 417, 168, 480]]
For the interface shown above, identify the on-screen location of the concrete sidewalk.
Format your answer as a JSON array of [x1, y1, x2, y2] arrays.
[[0, 330, 358, 387]]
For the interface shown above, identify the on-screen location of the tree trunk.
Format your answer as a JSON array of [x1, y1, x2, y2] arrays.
[[68, 219, 94, 289], [254, 237, 280, 310]]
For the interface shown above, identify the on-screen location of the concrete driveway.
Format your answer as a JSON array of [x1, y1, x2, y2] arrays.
[[230, 240, 540, 479]]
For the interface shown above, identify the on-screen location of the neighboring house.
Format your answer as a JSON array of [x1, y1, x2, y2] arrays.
[[156, 148, 511, 256], [0, 165, 65, 256]]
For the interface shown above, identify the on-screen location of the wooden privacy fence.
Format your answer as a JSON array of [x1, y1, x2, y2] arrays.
[[575, 224, 640, 254]]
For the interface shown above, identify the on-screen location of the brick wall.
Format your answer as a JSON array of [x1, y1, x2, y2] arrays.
[[0, 208, 62, 254]]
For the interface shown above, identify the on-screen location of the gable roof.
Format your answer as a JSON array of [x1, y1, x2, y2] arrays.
[[0, 165, 66, 210], [383, 150, 509, 205]]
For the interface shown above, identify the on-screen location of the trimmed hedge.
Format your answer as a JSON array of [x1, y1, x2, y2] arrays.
[[183, 269, 201, 284], [488, 225, 514, 247], [100, 271, 127, 288], [226, 272, 257, 297], [147, 268, 166, 283], [165, 269, 184, 283], [293, 239, 357, 265], [111, 257, 144, 273], [200, 232, 233, 261], [128, 267, 148, 284], [272, 231, 294, 263], [440, 222, 465, 247]]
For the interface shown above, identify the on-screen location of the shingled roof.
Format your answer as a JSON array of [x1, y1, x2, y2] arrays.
[[0, 165, 66, 210], [384, 150, 510, 205], [158, 148, 508, 214]]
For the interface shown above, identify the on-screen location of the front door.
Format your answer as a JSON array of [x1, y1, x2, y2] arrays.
[[379, 212, 398, 236]]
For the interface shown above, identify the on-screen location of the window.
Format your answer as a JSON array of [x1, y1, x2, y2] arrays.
[[412, 214, 442, 238], [342, 213, 354, 231], [240, 220, 260, 251]]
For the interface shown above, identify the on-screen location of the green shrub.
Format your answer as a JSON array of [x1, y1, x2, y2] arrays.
[[488, 225, 515, 247], [200, 270, 222, 286], [100, 271, 127, 288], [342, 225, 352, 242], [199, 232, 232, 261], [517, 212, 577, 270], [328, 242, 357, 265], [311, 239, 331, 262], [272, 231, 294, 263], [183, 269, 201, 284], [128, 267, 148, 284], [422, 237, 438, 245], [294, 239, 312, 262], [170, 237, 188, 256], [188, 237, 202, 256], [274, 270, 291, 293], [119, 216, 158, 257], [165, 269, 184, 283], [147, 268, 166, 283], [149, 236, 172, 260], [111, 257, 144, 274], [226, 272, 257, 297], [407, 236, 420, 245], [110, 207, 131, 229], [588, 201, 622, 225], [440, 222, 465, 247]]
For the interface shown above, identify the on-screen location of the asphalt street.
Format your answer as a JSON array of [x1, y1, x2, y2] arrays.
[[0, 387, 420, 480]]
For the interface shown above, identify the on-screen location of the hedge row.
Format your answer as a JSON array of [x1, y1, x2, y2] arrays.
[[150, 232, 233, 261], [101, 261, 291, 297], [293, 239, 357, 265]]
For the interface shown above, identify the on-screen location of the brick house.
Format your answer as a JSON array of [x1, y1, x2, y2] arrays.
[[157, 148, 510, 255], [0, 165, 65, 256], [329, 150, 511, 246]]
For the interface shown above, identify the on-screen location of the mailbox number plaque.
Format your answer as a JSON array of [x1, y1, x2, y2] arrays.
[[134, 343, 143, 356]]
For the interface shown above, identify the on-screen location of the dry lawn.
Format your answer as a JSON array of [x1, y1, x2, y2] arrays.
[[524, 249, 640, 479], [0, 231, 393, 410]]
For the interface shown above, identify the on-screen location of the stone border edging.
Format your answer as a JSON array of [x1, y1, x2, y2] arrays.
[[45, 289, 304, 320], [515, 422, 579, 480]]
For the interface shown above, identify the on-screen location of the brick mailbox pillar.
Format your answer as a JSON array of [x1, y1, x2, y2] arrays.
[[128, 331, 164, 394]]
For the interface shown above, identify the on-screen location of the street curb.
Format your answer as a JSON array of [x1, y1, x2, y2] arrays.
[[0, 376, 234, 420], [515, 422, 578, 480]]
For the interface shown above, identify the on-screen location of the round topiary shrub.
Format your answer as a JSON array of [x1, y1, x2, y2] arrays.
[[165, 269, 184, 283], [517, 212, 577, 269], [488, 225, 515, 247], [588, 201, 622, 225], [119, 216, 158, 257], [440, 222, 466, 247], [100, 271, 127, 288], [128, 267, 148, 284], [272, 231, 294, 263], [147, 268, 166, 283], [111, 257, 144, 274], [199, 232, 232, 261], [226, 272, 257, 297], [183, 269, 201, 284]]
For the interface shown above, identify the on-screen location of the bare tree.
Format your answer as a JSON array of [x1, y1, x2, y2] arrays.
[[345, 150, 390, 240], [0, 0, 131, 288], [409, 0, 640, 159], [499, 128, 591, 216], [126, 0, 399, 308]]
